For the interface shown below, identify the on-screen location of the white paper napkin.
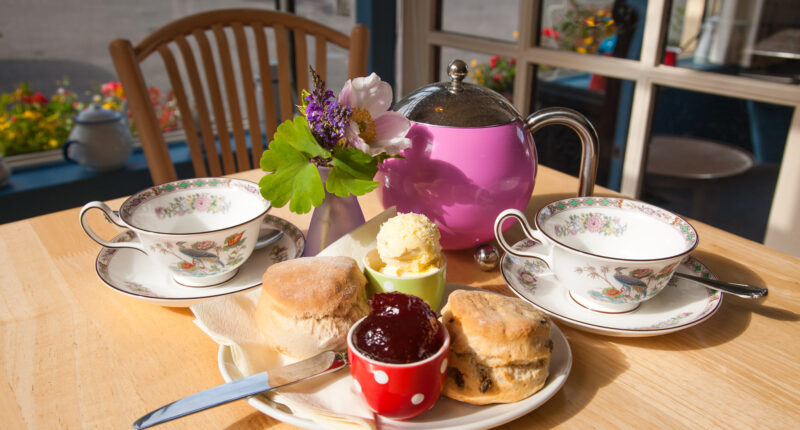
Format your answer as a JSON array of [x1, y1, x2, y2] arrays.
[[191, 206, 397, 429]]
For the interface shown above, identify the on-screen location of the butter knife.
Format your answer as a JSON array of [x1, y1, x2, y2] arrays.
[[133, 350, 347, 429]]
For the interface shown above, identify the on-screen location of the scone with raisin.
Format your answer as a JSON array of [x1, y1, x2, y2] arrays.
[[440, 290, 552, 404]]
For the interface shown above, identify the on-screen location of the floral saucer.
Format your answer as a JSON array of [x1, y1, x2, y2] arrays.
[[500, 240, 722, 337], [95, 214, 304, 307]]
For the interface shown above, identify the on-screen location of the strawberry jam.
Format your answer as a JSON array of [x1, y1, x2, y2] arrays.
[[354, 292, 444, 364]]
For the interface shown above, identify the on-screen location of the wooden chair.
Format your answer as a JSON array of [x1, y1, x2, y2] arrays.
[[109, 9, 368, 185]]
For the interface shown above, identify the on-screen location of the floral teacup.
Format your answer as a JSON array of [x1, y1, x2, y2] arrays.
[[80, 178, 269, 287], [495, 197, 698, 313]]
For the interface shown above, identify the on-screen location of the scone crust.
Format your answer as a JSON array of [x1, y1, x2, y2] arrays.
[[257, 289, 369, 359], [443, 350, 550, 405], [260, 256, 367, 317], [441, 290, 551, 367]]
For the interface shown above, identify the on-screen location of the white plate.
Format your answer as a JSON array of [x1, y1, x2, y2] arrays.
[[217, 284, 573, 430], [95, 214, 304, 306], [500, 240, 723, 337]]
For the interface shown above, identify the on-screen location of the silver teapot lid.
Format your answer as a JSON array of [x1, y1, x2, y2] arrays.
[[392, 59, 520, 127], [74, 103, 123, 125]]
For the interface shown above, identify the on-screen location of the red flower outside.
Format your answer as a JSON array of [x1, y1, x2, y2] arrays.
[[489, 56, 500, 68]]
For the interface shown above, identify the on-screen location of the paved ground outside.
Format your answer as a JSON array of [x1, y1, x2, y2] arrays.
[[0, 0, 355, 98]]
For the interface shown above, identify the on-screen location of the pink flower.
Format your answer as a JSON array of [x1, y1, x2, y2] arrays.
[[586, 215, 603, 232], [193, 195, 211, 211], [337, 73, 411, 157], [194, 240, 215, 250]]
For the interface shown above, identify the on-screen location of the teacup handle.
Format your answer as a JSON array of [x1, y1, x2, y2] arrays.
[[79, 201, 145, 252], [494, 209, 554, 267]]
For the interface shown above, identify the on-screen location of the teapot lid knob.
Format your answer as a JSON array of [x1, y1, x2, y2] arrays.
[[448, 59, 467, 93]]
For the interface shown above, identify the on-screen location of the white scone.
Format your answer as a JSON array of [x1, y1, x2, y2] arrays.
[[440, 290, 552, 405], [255, 256, 369, 359]]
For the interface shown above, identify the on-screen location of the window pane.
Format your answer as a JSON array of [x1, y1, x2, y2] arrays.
[[642, 86, 792, 242], [664, 0, 800, 84], [0, 0, 276, 101], [295, 0, 356, 91], [438, 47, 517, 98], [538, 0, 645, 60], [441, 0, 520, 42], [533, 66, 634, 190]]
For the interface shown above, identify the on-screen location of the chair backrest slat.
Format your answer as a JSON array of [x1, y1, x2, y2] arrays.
[[232, 22, 265, 166], [212, 24, 250, 172], [315, 36, 327, 82], [174, 35, 223, 177], [253, 22, 278, 147], [294, 28, 309, 99], [192, 28, 237, 175], [156, 44, 207, 177], [109, 9, 369, 185], [273, 24, 295, 123]]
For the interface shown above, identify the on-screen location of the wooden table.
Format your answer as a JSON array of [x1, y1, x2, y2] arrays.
[[2, 166, 798, 429]]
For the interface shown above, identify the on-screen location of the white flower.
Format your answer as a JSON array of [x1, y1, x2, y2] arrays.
[[338, 73, 411, 156]]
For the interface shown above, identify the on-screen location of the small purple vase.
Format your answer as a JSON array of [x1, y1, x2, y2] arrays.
[[303, 166, 366, 256]]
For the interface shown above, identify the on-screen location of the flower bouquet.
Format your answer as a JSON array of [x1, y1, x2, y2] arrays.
[[258, 68, 411, 214]]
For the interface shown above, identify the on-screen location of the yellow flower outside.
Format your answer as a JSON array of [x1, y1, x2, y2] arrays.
[[583, 37, 594, 44], [577, 47, 588, 54], [49, 139, 58, 148], [22, 110, 41, 120], [470, 59, 477, 67]]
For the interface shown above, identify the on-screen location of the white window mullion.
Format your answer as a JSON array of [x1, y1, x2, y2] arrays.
[[513, 0, 537, 115], [764, 110, 800, 255], [620, 79, 656, 197], [620, 0, 668, 197]]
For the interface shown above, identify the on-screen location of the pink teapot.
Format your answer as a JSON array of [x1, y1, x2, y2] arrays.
[[378, 60, 599, 249]]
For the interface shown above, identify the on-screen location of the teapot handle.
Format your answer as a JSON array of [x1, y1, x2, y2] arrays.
[[62, 140, 80, 164], [525, 107, 598, 196]]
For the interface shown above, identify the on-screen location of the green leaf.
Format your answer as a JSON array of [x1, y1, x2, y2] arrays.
[[326, 147, 379, 197], [273, 116, 330, 159], [258, 139, 325, 214]]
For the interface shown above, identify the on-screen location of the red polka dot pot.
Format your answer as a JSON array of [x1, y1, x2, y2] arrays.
[[346, 316, 450, 420]]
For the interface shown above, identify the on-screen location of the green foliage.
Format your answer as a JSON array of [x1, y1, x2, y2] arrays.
[[0, 81, 78, 156], [327, 147, 378, 197], [258, 117, 381, 214]]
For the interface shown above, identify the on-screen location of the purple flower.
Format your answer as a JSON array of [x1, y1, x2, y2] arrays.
[[305, 68, 352, 148]]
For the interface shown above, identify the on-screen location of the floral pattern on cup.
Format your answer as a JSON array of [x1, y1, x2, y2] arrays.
[[578, 261, 680, 304], [148, 231, 247, 277], [553, 212, 626, 238], [120, 178, 257, 219], [503, 240, 551, 290], [542, 197, 697, 247], [154, 192, 231, 219]]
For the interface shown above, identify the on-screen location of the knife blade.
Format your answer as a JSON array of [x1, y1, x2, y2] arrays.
[[133, 350, 347, 429]]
